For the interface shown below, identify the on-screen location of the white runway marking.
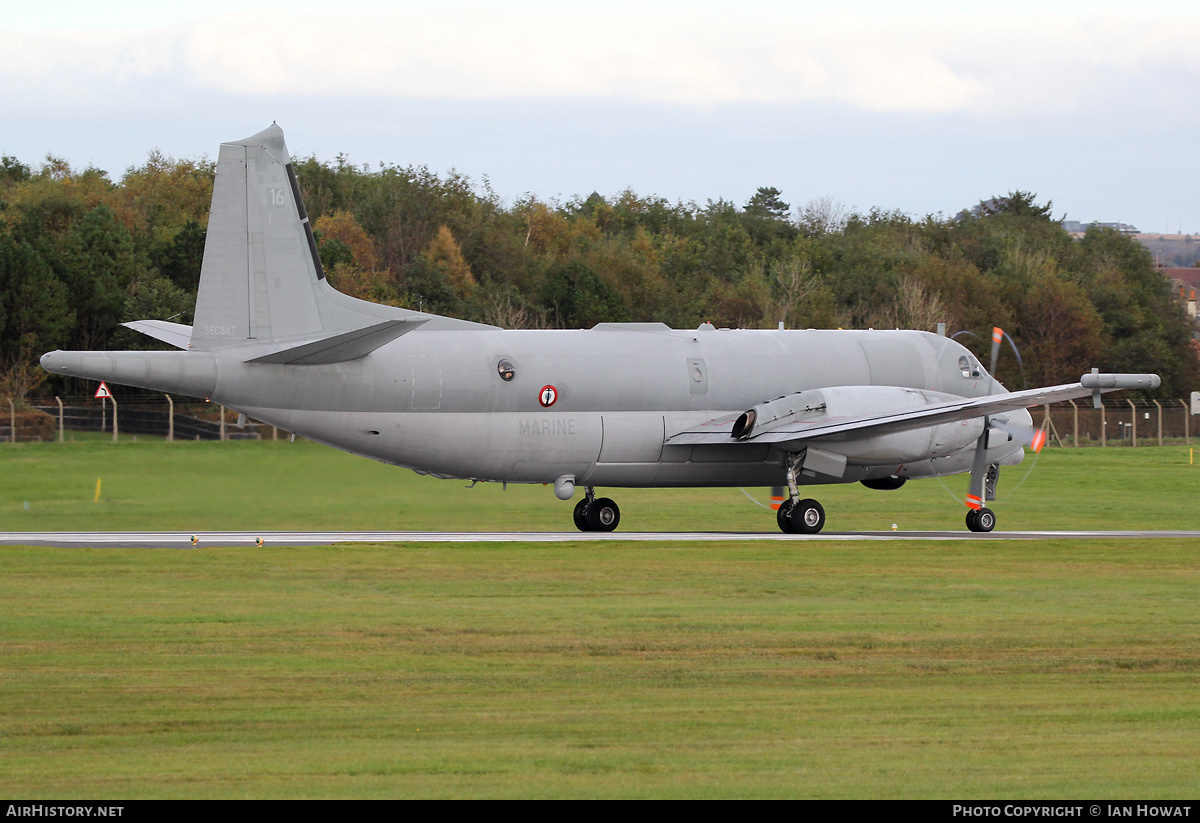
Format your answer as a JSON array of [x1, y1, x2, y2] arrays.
[[2, 530, 1199, 548]]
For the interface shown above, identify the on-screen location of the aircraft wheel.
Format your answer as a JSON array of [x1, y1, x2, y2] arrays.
[[587, 497, 620, 532], [777, 499, 797, 534], [573, 498, 592, 532], [788, 498, 825, 534], [966, 507, 996, 533]]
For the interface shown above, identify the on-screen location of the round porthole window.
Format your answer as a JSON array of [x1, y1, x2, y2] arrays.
[[497, 359, 516, 381]]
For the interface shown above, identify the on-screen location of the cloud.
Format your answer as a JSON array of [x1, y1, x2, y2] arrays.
[[3, 8, 1199, 117]]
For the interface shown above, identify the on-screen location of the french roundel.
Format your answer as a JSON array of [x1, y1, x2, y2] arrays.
[[539, 385, 558, 407]]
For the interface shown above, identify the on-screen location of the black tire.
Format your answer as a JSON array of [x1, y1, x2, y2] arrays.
[[965, 509, 979, 531], [973, 507, 996, 533], [777, 499, 797, 534], [587, 497, 620, 532], [573, 498, 592, 532], [788, 498, 825, 534]]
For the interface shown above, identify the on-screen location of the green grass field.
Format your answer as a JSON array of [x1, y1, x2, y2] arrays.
[[2, 437, 1199, 531], [1, 440, 1199, 798]]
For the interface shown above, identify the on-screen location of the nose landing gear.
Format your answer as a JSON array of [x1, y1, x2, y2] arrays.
[[966, 507, 996, 533]]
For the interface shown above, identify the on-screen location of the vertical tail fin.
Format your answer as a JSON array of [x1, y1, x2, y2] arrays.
[[192, 124, 319, 348], [189, 124, 490, 351]]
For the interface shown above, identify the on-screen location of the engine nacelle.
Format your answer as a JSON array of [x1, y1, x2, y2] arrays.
[[732, 390, 825, 439], [805, 385, 1012, 465]]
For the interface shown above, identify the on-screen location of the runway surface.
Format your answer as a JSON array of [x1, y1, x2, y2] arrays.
[[3, 530, 1199, 548]]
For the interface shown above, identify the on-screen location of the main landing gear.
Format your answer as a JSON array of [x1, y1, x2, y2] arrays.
[[573, 487, 621, 532], [777, 497, 826, 534], [776, 450, 828, 534]]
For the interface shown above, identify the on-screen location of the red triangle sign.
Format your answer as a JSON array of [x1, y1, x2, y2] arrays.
[[94, 382, 112, 399]]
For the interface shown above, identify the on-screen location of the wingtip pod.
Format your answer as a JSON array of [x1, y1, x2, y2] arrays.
[[1079, 373, 1161, 391]]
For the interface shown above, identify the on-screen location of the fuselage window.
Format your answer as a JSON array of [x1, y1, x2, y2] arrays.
[[497, 359, 516, 381]]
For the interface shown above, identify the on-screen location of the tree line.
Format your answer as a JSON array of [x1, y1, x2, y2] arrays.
[[2, 150, 1197, 403]]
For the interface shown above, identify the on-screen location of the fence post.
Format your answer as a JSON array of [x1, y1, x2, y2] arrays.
[[1101, 403, 1106, 447], [1183, 399, 1191, 445], [220, 406, 226, 441], [111, 395, 118, 443], [166, 395, 174, 442], [1128, 399, 1137, 447], [1154, 400, 1162, 446], [55, 396, 63, 442], [7, 397, 13, 444], [1069, 400, 1078, 447]]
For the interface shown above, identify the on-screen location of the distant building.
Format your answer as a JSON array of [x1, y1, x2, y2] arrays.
[[1163, 269, 1199, 323], [1061, 220, 1140, 234], [1091, 221, 1140, 233], [1060, 221, 1200, 267]]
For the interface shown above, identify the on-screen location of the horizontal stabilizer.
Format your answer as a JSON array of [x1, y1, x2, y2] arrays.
[[247, 319, 428, 365], [122, 320, 193, 350]]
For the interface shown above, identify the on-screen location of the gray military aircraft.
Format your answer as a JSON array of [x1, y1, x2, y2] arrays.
[[40, 125, 1161, 533]]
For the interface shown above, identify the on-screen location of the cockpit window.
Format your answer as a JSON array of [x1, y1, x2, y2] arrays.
[[958, 355, 981, 379], [497, 359, 516, 381]]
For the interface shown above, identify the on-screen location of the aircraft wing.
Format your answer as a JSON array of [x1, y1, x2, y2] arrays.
[[665, 373, 1160, 447]]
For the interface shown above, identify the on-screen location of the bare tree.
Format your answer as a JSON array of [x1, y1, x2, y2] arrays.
[[895, 276, 948, 332], [765, 257, 821, 327], [798, 196, 848, 237], [863, 277, 948, 331], [480, 287, 548, 329]]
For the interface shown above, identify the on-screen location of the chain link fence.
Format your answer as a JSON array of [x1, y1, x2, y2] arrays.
[[2, 395, 283, 443], [3, 393, 1196, 446], [1036, 398, 1194, 447]]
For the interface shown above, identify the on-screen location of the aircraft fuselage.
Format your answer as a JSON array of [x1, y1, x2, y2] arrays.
[[46, 325, 1025, 488]]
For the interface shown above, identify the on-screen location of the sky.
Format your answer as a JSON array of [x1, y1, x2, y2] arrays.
[[3, 0, 1198, 233]]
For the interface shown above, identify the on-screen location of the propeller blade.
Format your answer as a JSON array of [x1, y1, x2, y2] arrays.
[[990, 327, 1003, 375], [989, 418, 1048, 452]]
